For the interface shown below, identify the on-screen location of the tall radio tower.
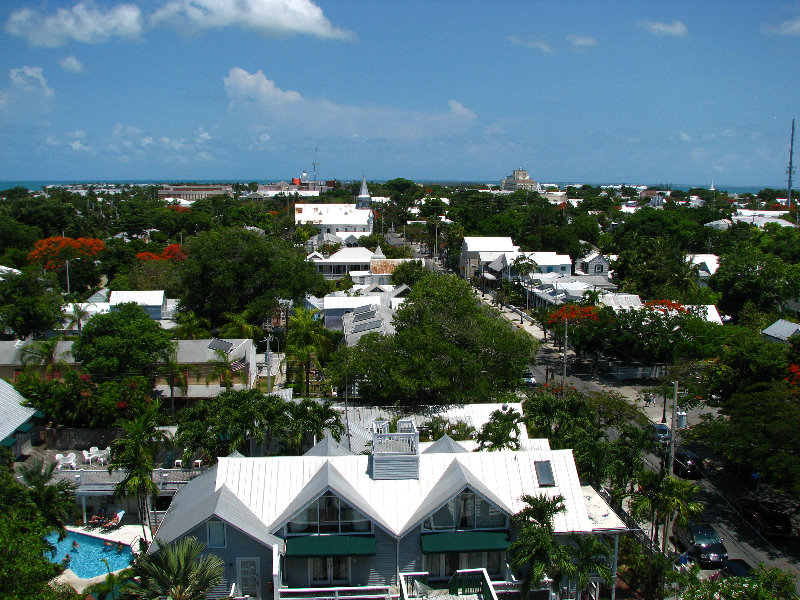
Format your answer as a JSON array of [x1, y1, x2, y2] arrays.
[[312, 146, 319, 184], [788, 119, 795, 223]]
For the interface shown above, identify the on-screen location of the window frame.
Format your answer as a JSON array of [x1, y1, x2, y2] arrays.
[[207, 520, 227, 548]]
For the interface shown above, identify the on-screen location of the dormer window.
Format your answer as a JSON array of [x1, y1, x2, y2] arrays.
[[287, 492, 371, 535], [423, 490, 506, 531]]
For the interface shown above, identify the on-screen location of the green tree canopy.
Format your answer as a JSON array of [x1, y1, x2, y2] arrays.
[[0, 270, 64, 339], [73, 302, 174, 379], [179, 227, 325, 327], [328, 273, 537, 405]]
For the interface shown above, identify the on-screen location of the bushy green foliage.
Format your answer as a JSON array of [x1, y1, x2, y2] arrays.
[[328, 273, 537, 406]]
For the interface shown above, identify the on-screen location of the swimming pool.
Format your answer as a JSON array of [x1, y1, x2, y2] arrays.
[[46, 531, 133, 579]]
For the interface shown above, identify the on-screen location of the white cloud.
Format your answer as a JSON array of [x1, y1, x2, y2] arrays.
[[0, 66, 54, 124], [59, 55, 85, 74], [678, 131, 692, 141], [5, 3, 143, 47], [222, 68, 477, 144], [720, 128, 736, 137], [763, 16, 800, 35], [151, 0, 352, 40], [567, 34, 596, 49], [506, 35, 555, 54], [248, 132, 274, 151], [639, 19, 688, 37]]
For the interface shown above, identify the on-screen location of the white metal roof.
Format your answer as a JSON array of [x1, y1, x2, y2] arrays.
[[463, 237, 517, 253], [185, 448, 593, 539], [295, 203, 371, 226], [109, 290, 165, 306], [0, 379, 37, 440]]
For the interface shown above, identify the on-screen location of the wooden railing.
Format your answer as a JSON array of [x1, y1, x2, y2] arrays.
[[447, 568, 498, 600]]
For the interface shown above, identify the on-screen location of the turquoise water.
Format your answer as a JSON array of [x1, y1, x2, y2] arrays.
[[46, 531, 133, 579]]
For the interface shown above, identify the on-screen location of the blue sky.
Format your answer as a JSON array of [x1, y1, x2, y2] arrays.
[[1, 1, 799, 186]]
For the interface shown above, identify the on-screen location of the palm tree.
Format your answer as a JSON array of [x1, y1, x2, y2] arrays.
[[158, 343, 188, 416], [567, 533, 613, 600], [120, 536, 223, 600], [301, 398, 344, 445], [17, 458, 75, 540], [625, 469, 703, 552], [109, 402, 169, 540], [205, 349, 237, 390], [20, 337, 67, 378], [171, 310, 211, 340], [66, 301, 91, 333], [218, 309, 263, 341], [512, 255, 537, 318], [84, 559, 134, 600], [285, 307, 331, 397], [509, 494, 574, 597]]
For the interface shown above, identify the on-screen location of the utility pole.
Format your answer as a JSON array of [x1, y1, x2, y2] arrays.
[[562, 319, 568, 392], [662, 381, 679, 553], [788, 119, 796, 224]]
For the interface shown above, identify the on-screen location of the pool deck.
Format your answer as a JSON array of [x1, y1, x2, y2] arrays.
[[52, 524, 152, 593]]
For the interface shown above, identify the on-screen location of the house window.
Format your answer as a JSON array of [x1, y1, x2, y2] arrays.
[[425, 552, 503, 579], [207, 521, 226, 547], [595, 264, 604, 274], [310, 557, 349, 585], [535, 461, 556, 487], [287, 491, 371, 535], [561, 266, 566, 272], [423, 490, 506, 531]]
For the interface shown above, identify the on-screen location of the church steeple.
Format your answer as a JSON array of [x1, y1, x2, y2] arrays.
[[356, 173, 371, 209]]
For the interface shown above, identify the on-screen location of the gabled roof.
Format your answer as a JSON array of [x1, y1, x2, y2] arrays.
[[151, 465, 283, 552], [304, 434, 354, 457], [191, 448, 593, 539], [422, 434, 469, 454], [0, 379, 37, 441], [762, 319, 800, 342]]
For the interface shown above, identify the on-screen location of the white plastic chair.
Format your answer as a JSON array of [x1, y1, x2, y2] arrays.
[[82, 450, 92, 464], [64, 452, 77, 469], [89, 446, 99, 455], [54, 453, 64, 470]]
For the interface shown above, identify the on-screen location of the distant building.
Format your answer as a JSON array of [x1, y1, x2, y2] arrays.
[[295, 204, 373, 239], [158, 185, 231, 202], [500, 168, 542, 192]]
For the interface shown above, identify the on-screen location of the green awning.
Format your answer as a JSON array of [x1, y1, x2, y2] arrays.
[[15, 422, 33, 433], [1, 437, 17, 448], [285, 535, 376, 557], [421, 531, 509, 554], [32, 410, 45, 418]]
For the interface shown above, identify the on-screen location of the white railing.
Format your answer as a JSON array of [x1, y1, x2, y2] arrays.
[[279, 586, 392, 600]]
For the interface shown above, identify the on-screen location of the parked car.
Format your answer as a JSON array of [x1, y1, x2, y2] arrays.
[[720, 558, 753, 579], [522, 370, 537, 387], [674, 523, 728, 568], [673, 449, 702, 479], [650, 423, 671, 445], [737, 498, 793, 537]]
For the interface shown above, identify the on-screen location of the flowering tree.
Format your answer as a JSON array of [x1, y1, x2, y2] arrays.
[[136, 243, 187, 262], [27, 236, 104, 270], [548, 304, 600, 325]]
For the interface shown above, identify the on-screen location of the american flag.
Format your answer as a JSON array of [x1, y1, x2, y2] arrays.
[[230, 358, 246, 372]]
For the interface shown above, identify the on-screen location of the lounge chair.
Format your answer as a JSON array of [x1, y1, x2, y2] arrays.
[[102, 510, 125, 529]]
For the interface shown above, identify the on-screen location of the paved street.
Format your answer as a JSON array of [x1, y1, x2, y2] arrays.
[[479, 289, 800, 589]]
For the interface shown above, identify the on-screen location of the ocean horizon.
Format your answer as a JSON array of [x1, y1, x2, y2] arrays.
[[0, 179, 785, 196]]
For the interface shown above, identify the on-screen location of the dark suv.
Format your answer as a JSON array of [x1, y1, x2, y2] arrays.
[[737, 498, 792, 537], [674, 523, 728, 568], [673, 450, 702, 479]]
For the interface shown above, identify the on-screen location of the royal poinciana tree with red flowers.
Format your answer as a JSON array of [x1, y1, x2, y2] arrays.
[[27, 236, 105, 270], [136, 243, 187, 262]]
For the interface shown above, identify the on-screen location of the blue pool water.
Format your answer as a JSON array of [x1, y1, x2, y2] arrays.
[[46, 531, 133, 579]]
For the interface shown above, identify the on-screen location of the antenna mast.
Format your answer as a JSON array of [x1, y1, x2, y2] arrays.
[[312, 146, 319, 185], [788, 119, 795, 223]]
